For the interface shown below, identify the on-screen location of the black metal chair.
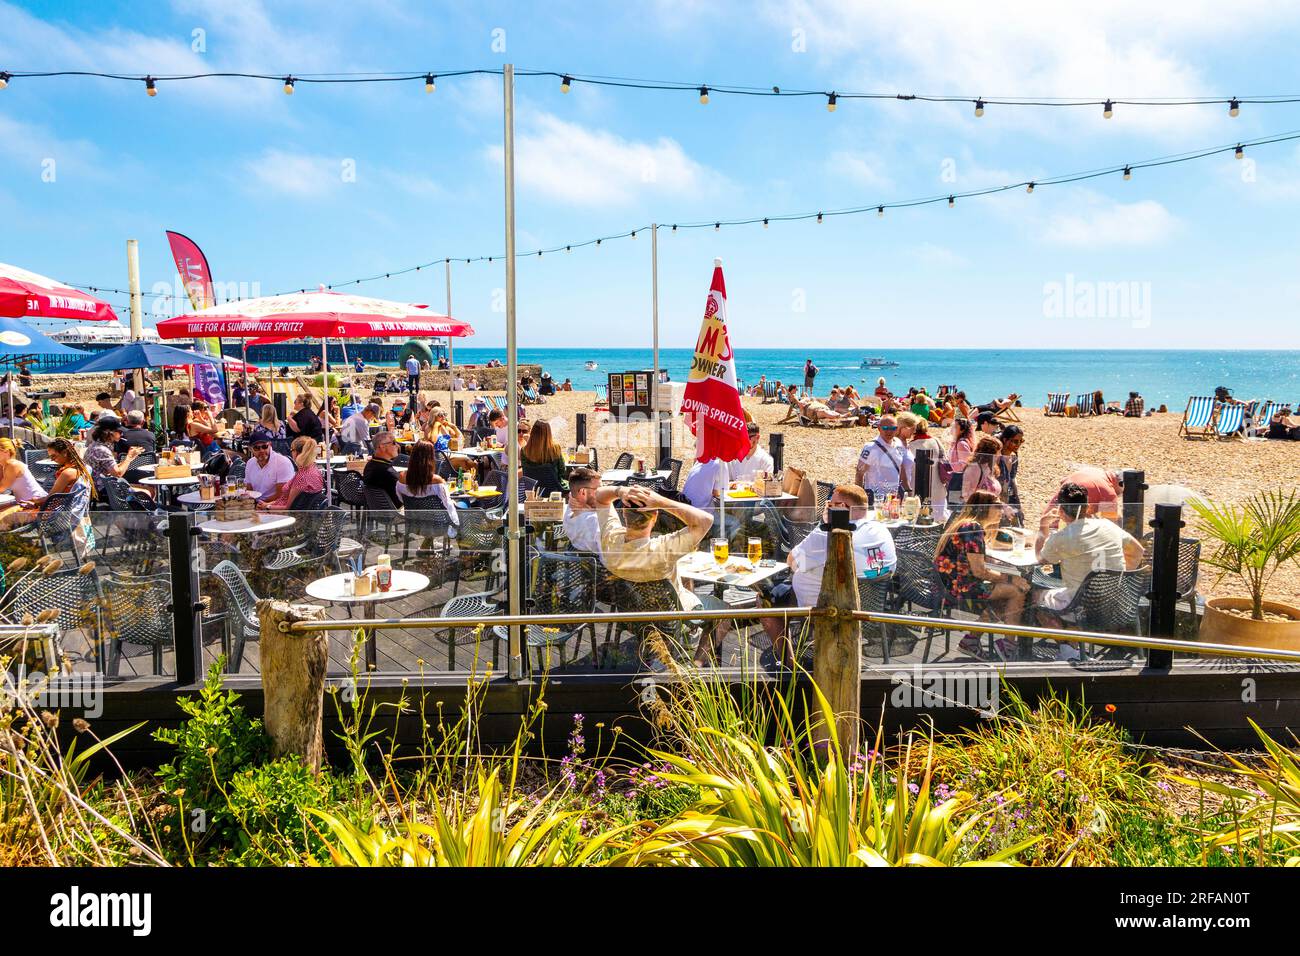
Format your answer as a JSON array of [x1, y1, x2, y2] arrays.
[[206, 560, 261, 671], [860, 571, 915, 662], [814, 480, 836, 515], [605, 576, 692, 669], [612, 452, 634, 471], [666, 457, 684, 492], [449, 508, 503, 596], [22, 448, 49, 469], [0, 567, 101, 673], [362, 484, 403, 549], [30, 458, 59, 493], [890, 550, 954, 662], [1046, 568, 1152, 657], [101, 572, 173, 676], [402, 494, 455, 563], [1142, 533, 1201, 618], [490, 552, 598, 671], [333, 469, 366, 515], [522, 460, 567, 498], [123, 451, 157, 485]]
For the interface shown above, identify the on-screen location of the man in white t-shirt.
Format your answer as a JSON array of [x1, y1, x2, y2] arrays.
[[243, 438, 296, 500], [1034, 481, 1144, 653], [728, 421, 775, 482], [761, 484, 896, 666], [562, 467, 605, 554], [681, 457, 728, 511], [855, 415, 914, 503]]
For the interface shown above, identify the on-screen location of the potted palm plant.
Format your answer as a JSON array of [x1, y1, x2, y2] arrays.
[[1192, 489, 1300, 649]]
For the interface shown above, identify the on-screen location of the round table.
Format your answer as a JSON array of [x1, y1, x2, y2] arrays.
[[140, 474, 199, 507], [198, 514, 295, 535], [305, 568, 431, 669], [177, 489, 263, 508]]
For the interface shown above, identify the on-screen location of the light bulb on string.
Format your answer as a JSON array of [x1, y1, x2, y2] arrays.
[[0, 72, 10, 90], [283, 76, 295, 95], [974, 98, 984, 117], [671, 224, 677, 232], [630, 230, 636, 239], [1122, 165, 1132, 180], [816, 212, 823, 223], [1103, 99, 1113, 119], [714, 222, 720, 231], [1026, 181, 1034, 194], [948, 195, 955, 208], [827, 92, 837, 112], [560, 75, 572, 94], [1235, 144, 1244, 159], [1229, 97, 1240, 117], [425, 74, 435, 93], [762, 218, 768, 228], [565, 245, 571, 252], [698, 85, 709, 105], [145, 76, 157, 97], [877, 206, 884, 217]]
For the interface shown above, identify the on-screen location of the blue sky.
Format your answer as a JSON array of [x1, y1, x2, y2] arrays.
[[3, 0, 1300, 349]]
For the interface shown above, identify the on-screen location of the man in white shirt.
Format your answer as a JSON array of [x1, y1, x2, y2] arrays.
[[681, 458, 728, 511], [728, 422, 774, 482], [760, 484, 896, 666], [243, 438, 296, 500], [855, 415, 913, 503], [340, 402, 378, 452], [562, 467, 605, 554], [1033, 481, 1144, 653]]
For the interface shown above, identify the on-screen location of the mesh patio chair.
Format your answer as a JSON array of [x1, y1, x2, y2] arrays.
[[123, 451, 157, 485], [101, 572, 173, 676], [490, 551, 598, 671], [449, 508, 504, 596], [814, 480, 836, 515], [859, 571, 916, 662], [891, 550, 954, 662], [612, 453, 634, 471], [209, 560, 261, 672], [362, 484, 403, 549], [0, 567, 100, 673], [263, 507, 360, 578], [666, 458, 684, 492], [22, 448, 49, 469], [99, 476, 165, 554], [30, 458, 59, 492], [402, 494, 455, 566], [1040, 567, 1152, 659], [333, 469, 366, 514], [605, 576, 694, 669], [1141, 533, 1200, 618]]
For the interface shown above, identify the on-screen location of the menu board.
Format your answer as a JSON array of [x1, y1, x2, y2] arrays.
[[607, 370, 656, 420]]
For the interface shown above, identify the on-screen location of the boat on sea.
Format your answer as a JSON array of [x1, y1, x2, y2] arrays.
[[861, 357, 900, 369], [584, 360, 598, 371]]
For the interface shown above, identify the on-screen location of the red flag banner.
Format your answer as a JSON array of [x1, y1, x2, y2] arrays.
[[681, 258, 749, 464], [165, 230, 227, 410]]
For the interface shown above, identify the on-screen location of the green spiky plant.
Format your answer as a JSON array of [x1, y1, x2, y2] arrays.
[[1191, 490, 1300, 621]]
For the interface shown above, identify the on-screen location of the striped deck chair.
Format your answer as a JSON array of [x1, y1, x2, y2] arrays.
[[761, 381, 778, 404], [483, 394, 502, 414], [1178, 396, 1217, 439], [1045, 392, 1070, 416], [594, 384, 609, 410], [1214, 401, 1248, 439], [1247, 401, 1281, 438], [1075, 392, 1093, 417]]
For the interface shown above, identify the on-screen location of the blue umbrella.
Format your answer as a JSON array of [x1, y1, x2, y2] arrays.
[[59, 340, 227, 374], [0, 315, 91, 362]]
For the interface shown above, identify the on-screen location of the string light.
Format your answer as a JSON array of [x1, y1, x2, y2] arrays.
[[1026, 181, 1034, 193], [425, 73, 435, 93], [565, 245, 571, 252], [630, 230, 636, 239], [827, 92, 837, 112], [0, 71, 9, 90], [560, 75, 572, 93], [974, 98, 984, 117], [1103, 99, 1114, 119], [1230, 97, 1240, 117], [1236, 143, 1244, 159], [145, 76, 157, 97], [699, 85, 709, 105], [71, 131, 1300, 300], [816, 212, 823, 223], [283, 76, 295, 95]]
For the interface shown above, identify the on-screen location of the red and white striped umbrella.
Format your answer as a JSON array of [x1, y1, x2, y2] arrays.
[[0, 261, 118, 322], [681, 259, 749, 464], [155, 288, 473, 341]]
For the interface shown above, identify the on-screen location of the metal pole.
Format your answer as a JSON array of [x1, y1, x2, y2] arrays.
[[446, 258, 454, 421], [127, 239, 146, 406], [321, 337, 332, 500], [768, 432, 784, 475], [503, 63, 523, 679], [651, 222, 661, 464], [1121, 468, 1147, 539], [167, 512, 202, 684], [1147, 503, 1183, 670]]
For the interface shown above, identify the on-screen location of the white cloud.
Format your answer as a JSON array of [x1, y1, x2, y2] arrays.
[[827, 150, 891, 191], [762, 0, 1297, 138], [485, 113, 723, 206], [1041, 196, 1178, 246], [912, 243, 968, 267], [240, 149, 344, 198]]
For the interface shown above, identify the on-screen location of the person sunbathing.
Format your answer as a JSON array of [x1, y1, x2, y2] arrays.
[[796, 395, 847, 422]]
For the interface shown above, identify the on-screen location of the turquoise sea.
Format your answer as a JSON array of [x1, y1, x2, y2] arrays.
[[439, 348, 1299, 408]]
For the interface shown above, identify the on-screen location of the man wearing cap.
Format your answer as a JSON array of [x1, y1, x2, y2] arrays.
[[341, 402, 378, 454], [244, 437, 295, 501], [855, 414, 913, 502]]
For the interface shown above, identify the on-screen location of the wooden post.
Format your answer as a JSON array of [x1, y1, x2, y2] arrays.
[[811, 527, 861, 758], [257, 599, 329, 773]]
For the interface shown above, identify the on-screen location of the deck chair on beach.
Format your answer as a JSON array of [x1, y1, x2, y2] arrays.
[[1074, 392, 1093, 417], [594, 385, 609, 410], [1178, 396, 1218, 439], [1045, 392, 1070, 417], [1247, 401, 1282, 438], [483, 394, 502, 414], [1214, 401, 1247, 439], [761, 381, 779, 404]]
